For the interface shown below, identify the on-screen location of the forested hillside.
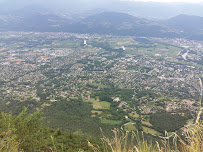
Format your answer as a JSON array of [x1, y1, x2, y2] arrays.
[[0, 107, 103, 152]]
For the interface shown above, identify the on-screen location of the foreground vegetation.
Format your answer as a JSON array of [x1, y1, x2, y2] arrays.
[[0, 107, 103, 152], [0, 106, 202, 152], [90, 121, 203, 152]]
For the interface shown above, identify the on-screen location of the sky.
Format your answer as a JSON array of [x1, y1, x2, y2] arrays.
[[0, 0, 203, 19], [123, 0, 203, 3], [0, 0, 203, 15], [1, 0, 203, 3], [0, 0, 203, 6]]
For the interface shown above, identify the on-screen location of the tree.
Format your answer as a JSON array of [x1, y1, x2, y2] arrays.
[[0, 107, 44, 152], [14, 107, 44, 152], [0, 129, 23, 152]]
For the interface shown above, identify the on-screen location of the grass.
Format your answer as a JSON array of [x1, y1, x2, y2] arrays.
[[85, 98, 111, 110], [167, 132, 173, 136], [117, 41, 131, 46], [52, 40, 81, 49], [17, 85, 27, 89], [89, 83, 109, 88], [186, 119, 194, 124], [69, 97, 79, 100], [168, 122, 203, 152], [2, 122, 202, 152], [124, 41, 181, 59], [42, 103, 52, 107], [124, 123, 137, 131], [142, 121, 153, 127], [143, 126, 163, 136], [89, 129, 159, 152], [90, 122, 203, 152], [0, 48, 6, 51], [91, 110, 103, 115], [129, 112, 140, 119], [101, 118, 122, 125], [6, 101, 11, 105]]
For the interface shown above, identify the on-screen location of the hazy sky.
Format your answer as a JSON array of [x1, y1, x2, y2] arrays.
[[124, 0, 203, 3], [1, 0, 203, 13], [1, 0, 203, 3], [1, 0, 203, 5]]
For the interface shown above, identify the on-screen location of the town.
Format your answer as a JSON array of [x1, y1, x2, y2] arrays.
[[0, 31, 202, 136]]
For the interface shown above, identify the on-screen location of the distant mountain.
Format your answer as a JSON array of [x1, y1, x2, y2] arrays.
[[164, 14, 203, 40], [1, 1, 203, 19], [165, 14, 203, 32], [0, 11, 72, 32], [2, 9, 203, 41], [116, 2, 203, 19], [0, 11, 179, 38], [68, 12, 179, 38]]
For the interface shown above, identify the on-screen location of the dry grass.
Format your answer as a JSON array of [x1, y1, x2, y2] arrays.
[[89, 121, 203, 152], [176, 123, 203, 152], [90, 129, 158, 152]]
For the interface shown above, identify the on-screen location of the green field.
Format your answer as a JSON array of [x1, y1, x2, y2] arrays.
[[124, 41, 181, 58], [69, 97, 79, 100], [186, 119, 194, 124], [142, 121, 153, 127], [101, 118, 122, 125], [18, 85, 27, 89], [52, 40, 82, 49], [143, 126, 162, 136], [91, 110, 103, 115], [88, 37, 181, 59], [125, 123, 137, 131], [129, 112, 140, 119], [85, 98, 111, 109], [167, 132, 174, 136]]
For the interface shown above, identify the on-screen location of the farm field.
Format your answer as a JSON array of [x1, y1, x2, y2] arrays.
[[129, 112, 140, 119], [101, 118, 122, 125], [142, 121, 153, 127], [84, 98, 111, 109], [124, 123, 137, 131], [143, 126, 163, 136]]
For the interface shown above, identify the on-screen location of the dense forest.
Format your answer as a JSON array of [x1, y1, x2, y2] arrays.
[[1, 107, 201, 152], [0, 107, 103, 152], [0, 106, 163, 152], [149, 112, 188, 133], [43, 98, 115, 138]]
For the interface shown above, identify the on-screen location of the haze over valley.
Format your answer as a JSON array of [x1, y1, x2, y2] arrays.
[[0, 0, 202, 151]]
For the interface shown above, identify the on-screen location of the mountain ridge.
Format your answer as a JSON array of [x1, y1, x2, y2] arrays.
[[163, 14, 203, 40], [1, 10, 203, 40]]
